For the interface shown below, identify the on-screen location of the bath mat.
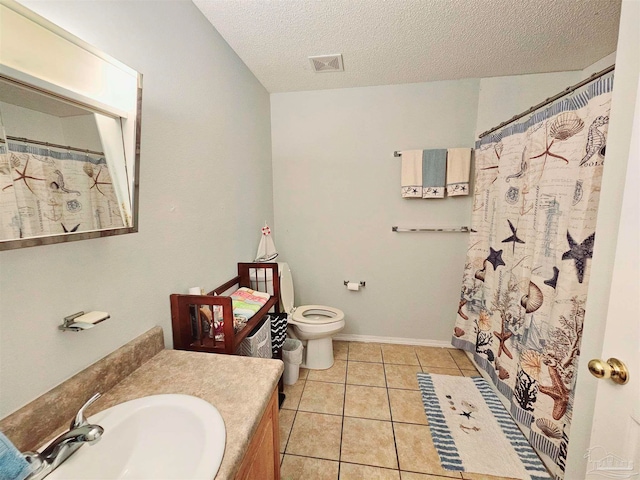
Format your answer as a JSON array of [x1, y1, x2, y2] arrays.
[[418, 373, 551, 480]]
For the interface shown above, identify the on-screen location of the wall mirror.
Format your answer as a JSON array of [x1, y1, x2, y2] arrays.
[[0, 0, 142, 250]]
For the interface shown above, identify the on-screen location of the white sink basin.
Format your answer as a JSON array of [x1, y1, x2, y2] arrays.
[[47, 394, 226, 480]]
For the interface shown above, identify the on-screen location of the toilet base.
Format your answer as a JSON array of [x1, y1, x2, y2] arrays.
[[301, 337, 335, 370]]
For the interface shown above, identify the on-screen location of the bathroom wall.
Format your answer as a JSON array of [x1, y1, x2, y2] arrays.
[[60, 115, 102, 152], [0, 102, 68, 143], [474, 71, 583, 137], [580, 51, 617, 80], [271, 80, 479, 343], [270, 70, 597, 343], [0, 0, 273, 417], [0, 102, 103, 151]]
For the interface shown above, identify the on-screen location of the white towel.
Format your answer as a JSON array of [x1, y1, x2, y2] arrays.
[[446, 148, 472, 196], [400, 150, 423, 198]]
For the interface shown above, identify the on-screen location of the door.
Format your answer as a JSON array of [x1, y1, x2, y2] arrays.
[[584, 72, 640, 479]]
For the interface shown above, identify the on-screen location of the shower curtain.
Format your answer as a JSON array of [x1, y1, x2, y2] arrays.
[[452, 72, 614, 480], [0, 142, 126, 240]]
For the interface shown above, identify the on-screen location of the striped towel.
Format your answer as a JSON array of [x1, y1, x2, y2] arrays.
[[231, 287, 270, 320]]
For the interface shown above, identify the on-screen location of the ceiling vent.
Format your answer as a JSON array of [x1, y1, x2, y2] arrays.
[[309, 54, 344, 73]]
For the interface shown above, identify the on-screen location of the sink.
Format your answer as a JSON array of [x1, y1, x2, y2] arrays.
[[46, 394, 226, 480]]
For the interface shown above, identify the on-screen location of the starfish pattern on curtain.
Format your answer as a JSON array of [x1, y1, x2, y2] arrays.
[[0, 143, 126, 240], [452, 73, 614, 480]]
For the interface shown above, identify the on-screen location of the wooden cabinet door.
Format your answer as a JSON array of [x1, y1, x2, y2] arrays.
[[235, 388, 280, 480]]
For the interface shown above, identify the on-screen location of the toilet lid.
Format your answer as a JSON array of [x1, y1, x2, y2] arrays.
[[292, 305, 345, 324], [279, 262, 295, 314]]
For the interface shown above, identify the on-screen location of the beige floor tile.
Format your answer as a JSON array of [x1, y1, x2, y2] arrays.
[[381, 344, 420, 365], [401, 472, 462, 479], [334, 341, 349, 360], [394, 423, 462, 478], [461, 473, 522, 480], [344, 384, 391, 421], [299, 380, 345, 415], [282, 378, 306, 410], [299, 367, 309, 380], [461, 369, 481, 377], [348, 342, 383, 363], [286, 411, 342, 460], [281, 454, 339, 480], [279, 409, 296, 453], [384, 364, 423, 390], [340, 462, 401, 479], [308, 359, 348, 383], [415, 347, 458, 369], [449, 349, 476, 370], [347, 361, 386, 387], [388, 388, 428, 425], [421, 367, 464, 376], [341, 417, 398, 469], [281, 453, 284, 466]]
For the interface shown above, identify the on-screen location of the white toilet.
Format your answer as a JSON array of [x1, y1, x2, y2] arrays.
[[279, 262, 345, 370]]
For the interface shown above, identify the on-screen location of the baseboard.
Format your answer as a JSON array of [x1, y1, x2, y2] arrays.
[[333, 333, 452, 348]]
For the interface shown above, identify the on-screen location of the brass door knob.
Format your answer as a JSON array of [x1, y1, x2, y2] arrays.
[[588, 358, 630, 385]]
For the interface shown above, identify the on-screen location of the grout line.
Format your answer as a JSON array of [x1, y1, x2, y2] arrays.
[[283, 453, 339, 461], [336, 341, 351, 479], [380, 347, 403, 473], [280, 409, 294, 455], [281, 452, 340, 464], [281, 377, 306, 455], [340, 460, 401, 474]]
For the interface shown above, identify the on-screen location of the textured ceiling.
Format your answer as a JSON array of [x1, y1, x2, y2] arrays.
[[193, 0, 621, 93]]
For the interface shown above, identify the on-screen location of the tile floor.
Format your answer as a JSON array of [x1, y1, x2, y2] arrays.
[[279, 341, 520, 480]]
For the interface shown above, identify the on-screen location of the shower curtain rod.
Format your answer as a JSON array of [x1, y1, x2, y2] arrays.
[[392, 226, 469, 233], [478, 63, 615, 139], [0, 136, 105, 156]]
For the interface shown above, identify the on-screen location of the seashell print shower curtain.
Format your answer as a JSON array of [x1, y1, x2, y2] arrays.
[[452, 72, 614, 480], [0, 143, 127, 240]]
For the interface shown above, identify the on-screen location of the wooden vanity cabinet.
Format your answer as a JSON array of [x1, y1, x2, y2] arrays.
[[234, 388, 280, 480]]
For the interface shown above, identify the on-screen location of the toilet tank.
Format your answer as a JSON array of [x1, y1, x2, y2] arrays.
[[249, 267, 274, 294], [248, 262, 295, 314]]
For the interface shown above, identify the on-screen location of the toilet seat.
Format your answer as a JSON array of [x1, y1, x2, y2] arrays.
[[291, 305, 345, 324], [278, 262, 346, 369]]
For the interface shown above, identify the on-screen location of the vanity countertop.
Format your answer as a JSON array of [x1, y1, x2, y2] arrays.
[[90, 349, 283, 480], [0, 327, 281, 480]]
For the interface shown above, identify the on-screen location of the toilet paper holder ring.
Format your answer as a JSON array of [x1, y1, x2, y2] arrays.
[[344, 281, 366, 287]]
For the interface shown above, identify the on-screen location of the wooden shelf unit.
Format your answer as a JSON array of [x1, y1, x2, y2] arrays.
[[170, 263, 281, 355]]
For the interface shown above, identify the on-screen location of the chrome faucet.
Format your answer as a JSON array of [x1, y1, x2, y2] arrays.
[[23, 393, 104, 480]]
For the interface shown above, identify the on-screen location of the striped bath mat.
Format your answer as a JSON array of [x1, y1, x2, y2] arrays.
[[418, 373, 551, 480]]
